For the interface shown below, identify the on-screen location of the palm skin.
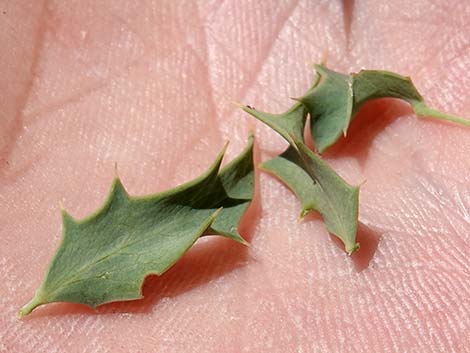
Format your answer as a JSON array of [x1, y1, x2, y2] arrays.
[[1, 1, 469, 352]]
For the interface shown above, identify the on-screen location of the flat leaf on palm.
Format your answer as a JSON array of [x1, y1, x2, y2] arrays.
[[19, 136, 254, 317]]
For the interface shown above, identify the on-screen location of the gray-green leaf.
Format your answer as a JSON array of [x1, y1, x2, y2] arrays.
[[300, 64, 470, 153], [19, 136, 254, 317], [243, 104, 359, 254]]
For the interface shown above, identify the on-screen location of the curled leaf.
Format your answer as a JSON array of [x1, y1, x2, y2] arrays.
[[19, 136, 254, 317], [300, 64, 470, 153]]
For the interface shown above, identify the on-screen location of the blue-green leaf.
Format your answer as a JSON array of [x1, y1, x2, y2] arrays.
[[300, 64, 470, 153], [242, 105, 359, 254], [19, 136, 254, 317]]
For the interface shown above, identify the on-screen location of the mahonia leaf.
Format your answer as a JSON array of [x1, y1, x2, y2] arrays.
[[19, 136, 254, 317], [300, 64, 470, 153], [243, 104, 360, 254], [261, 144, 359, 254], [241, 102, 308, 144], [298, 65, 354, 153]]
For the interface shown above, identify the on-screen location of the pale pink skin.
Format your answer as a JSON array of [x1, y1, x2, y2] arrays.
[[1, 1, 470, 352]]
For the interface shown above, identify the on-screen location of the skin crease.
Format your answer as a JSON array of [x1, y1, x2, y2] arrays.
[[1, 0, 469, 352]]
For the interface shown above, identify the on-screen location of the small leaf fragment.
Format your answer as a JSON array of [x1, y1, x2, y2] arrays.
[[243, 104, 360, 254], [300, 64, 470, 153], [19, 136, 254, 317]]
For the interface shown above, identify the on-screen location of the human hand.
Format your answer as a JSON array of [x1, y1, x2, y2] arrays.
[[1, 1, 469, 352]]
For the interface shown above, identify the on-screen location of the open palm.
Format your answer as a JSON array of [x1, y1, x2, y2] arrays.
[[1, 1, 469, 352]]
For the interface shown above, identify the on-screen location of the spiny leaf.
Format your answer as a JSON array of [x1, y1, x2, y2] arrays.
[[241, 102, 308, 145], [243, 104, 359, 254], [298, 65, 353, 153], [19, 136, 254, 317], [261, 144, 359, 254], [300, 64, 470, 153]]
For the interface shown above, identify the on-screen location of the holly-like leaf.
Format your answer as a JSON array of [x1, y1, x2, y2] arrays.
[[300, 64, 470, 153], [243, 104, 360, 254], [19, 136, 254, 317]]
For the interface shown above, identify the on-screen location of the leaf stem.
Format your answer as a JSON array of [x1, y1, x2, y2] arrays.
[[346, 242, 360, 256], [414, 102, 470, 126], [18, 292, 45, 318]]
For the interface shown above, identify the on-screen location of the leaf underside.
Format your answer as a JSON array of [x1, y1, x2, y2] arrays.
[[19, 136, 254, 317]]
